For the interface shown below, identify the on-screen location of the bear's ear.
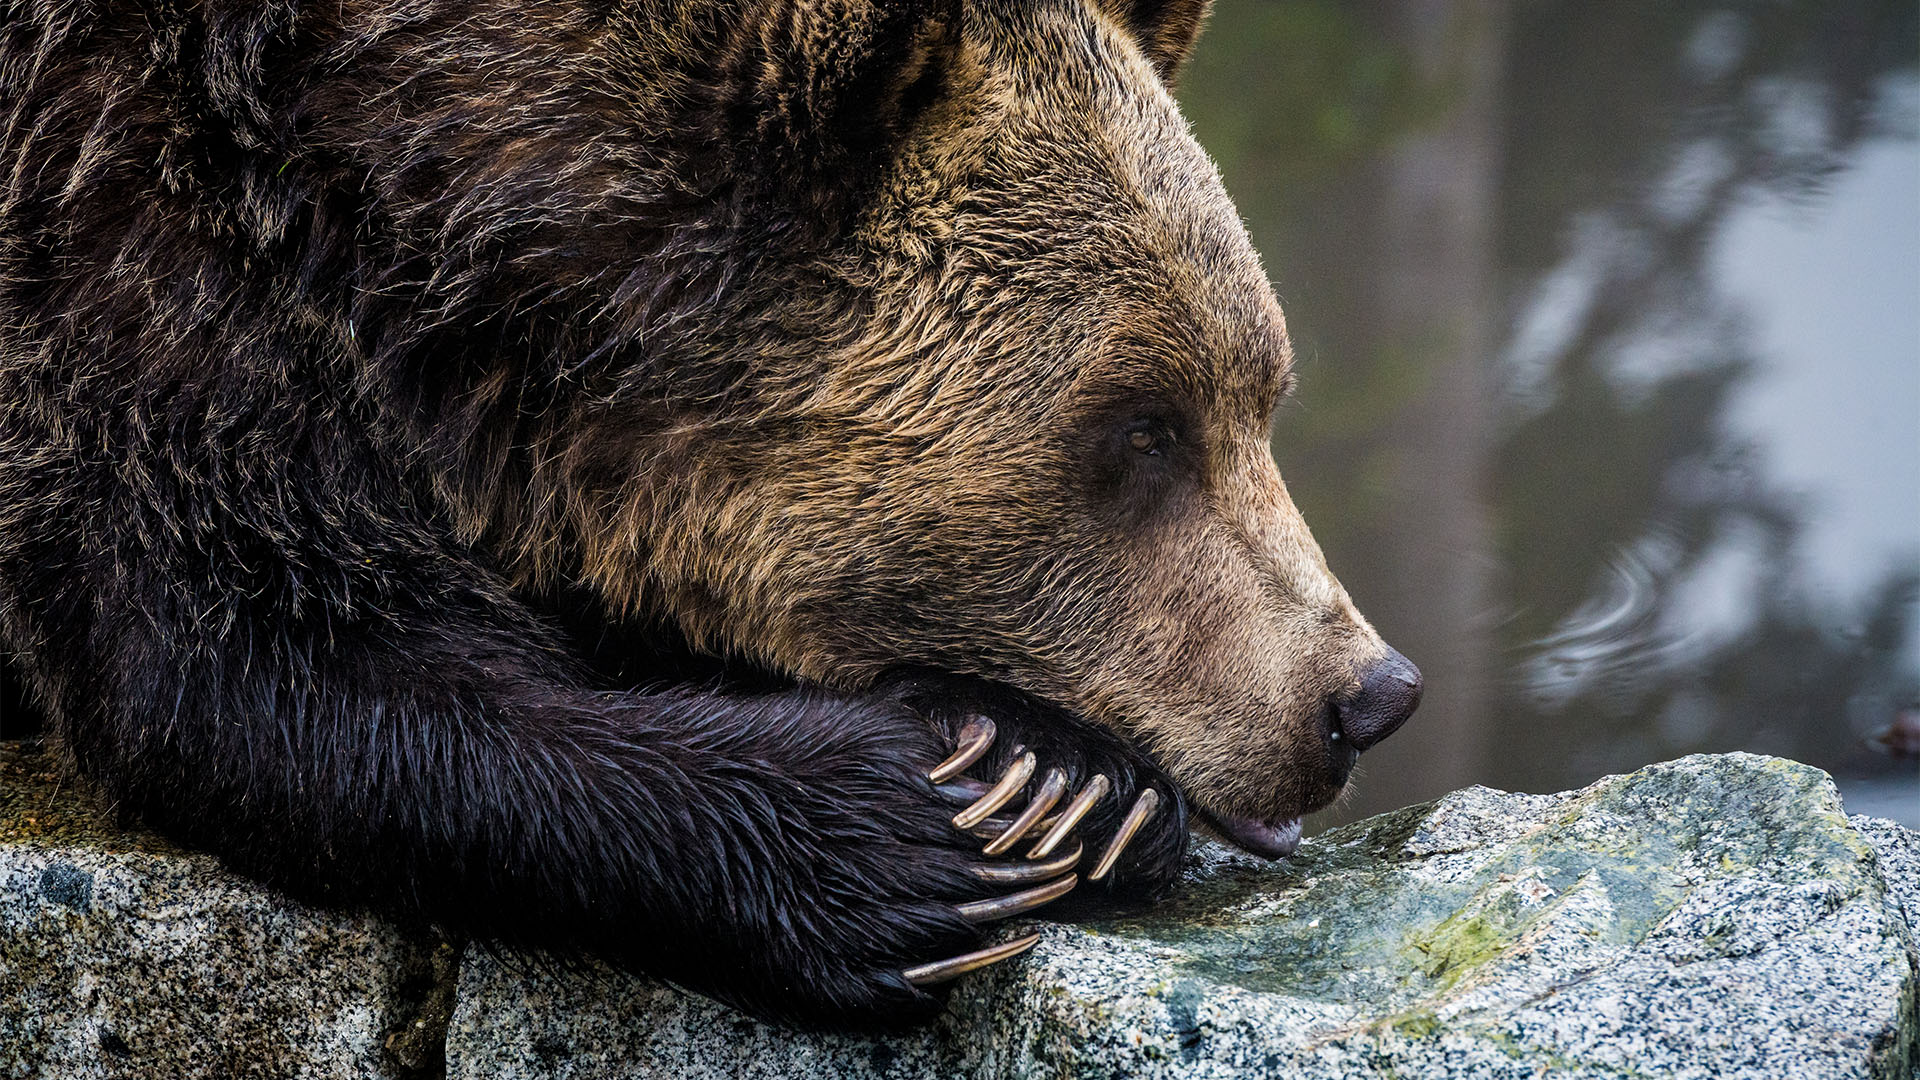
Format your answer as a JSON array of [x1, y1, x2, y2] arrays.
[[1097, 0, 1213, 85], [707, 0, 960, 230]]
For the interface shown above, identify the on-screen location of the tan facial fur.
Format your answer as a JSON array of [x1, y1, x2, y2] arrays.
[[546, 0, 1398, 832]]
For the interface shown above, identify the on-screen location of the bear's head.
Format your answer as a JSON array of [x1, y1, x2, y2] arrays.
[[540, 0, 1421, 857]]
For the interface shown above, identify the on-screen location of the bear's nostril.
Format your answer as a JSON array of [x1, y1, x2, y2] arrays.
[[1322, 700, 1357, 786], [1335, 646, 1423, 752]]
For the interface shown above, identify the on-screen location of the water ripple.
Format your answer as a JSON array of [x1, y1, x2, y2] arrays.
[[1519, 533, 1693, 709]]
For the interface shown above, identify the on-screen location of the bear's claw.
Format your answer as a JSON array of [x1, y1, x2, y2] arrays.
[[952, 751, 1037, 828], [982, 766, 1069, 855], [902, 933, 1043, 987], [963, 814, 1064, 840], [1090, 789, 1161, 882], [929, 715, 997, 782], [969, 839, 1084, 884], [1028, 773, 1110, 858], [956, 872, 1079, 922], [934, 776, 991, 802]]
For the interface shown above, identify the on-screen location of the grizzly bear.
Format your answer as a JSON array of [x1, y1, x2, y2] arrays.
[[0, 0, 1419, 1027]]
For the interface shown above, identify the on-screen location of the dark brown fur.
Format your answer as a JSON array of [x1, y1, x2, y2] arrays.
[[0, 0, 1406, 1027]]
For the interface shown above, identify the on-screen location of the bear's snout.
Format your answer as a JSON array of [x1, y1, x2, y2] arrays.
[[1332, 646, 1423, 752]]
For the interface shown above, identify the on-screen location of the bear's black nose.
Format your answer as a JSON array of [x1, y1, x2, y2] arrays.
[[1334, 647, 1422, 752]]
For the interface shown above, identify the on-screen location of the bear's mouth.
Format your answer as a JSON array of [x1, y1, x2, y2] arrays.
[[1199, 809, 1304, 860]]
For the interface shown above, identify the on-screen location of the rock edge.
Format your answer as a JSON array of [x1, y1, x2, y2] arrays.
[[3, 742, 1915, 1080]]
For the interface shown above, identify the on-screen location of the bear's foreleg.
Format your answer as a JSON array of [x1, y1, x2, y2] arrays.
[[48, 557, 1111, 1026]]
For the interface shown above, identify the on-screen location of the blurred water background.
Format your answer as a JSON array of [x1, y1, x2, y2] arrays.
[[1179, 0, 1919, 827]]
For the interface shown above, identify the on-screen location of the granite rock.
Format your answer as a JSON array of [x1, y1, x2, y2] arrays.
[[0, 743, 454, 1080], [4, 741, 1915, 1079], [440, 752, 1920, 1080]]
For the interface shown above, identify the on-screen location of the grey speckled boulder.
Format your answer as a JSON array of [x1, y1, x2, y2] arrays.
[[443, 753, 1920, 1080], [0, 743, 454, 1080], [4, 742, 1916, 1080]]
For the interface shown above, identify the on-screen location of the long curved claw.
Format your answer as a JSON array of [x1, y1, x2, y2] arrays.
[[966, 811, 1067, 840], [982, 767, 1069, 856], [1089, 789, 1161, 882], [936, 776, 991, 803], [1027, 773, 1111, 859], [954, 873, 1078, 922], [902, 932, 1042, 987], [952, 751, 1037, 830], [969, 839, 1084, 884], [929, 716, 997, 783]]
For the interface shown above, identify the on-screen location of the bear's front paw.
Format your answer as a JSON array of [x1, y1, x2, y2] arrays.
[[925, 714, 1187, 900], [653, 688, 1145, 1028], [890, 674, 1191, 901], [689, 681, 1190, 1026]]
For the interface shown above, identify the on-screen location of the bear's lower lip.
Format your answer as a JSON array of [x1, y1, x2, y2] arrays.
[[1202, 811, 1303, 860]]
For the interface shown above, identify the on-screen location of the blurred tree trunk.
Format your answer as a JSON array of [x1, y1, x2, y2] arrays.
[[1314, 0, 1507, 824]]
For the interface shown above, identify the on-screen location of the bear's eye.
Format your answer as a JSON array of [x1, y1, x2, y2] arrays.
[[1125, 420, 1170, 457], [1086, 411, 1195, 511]]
